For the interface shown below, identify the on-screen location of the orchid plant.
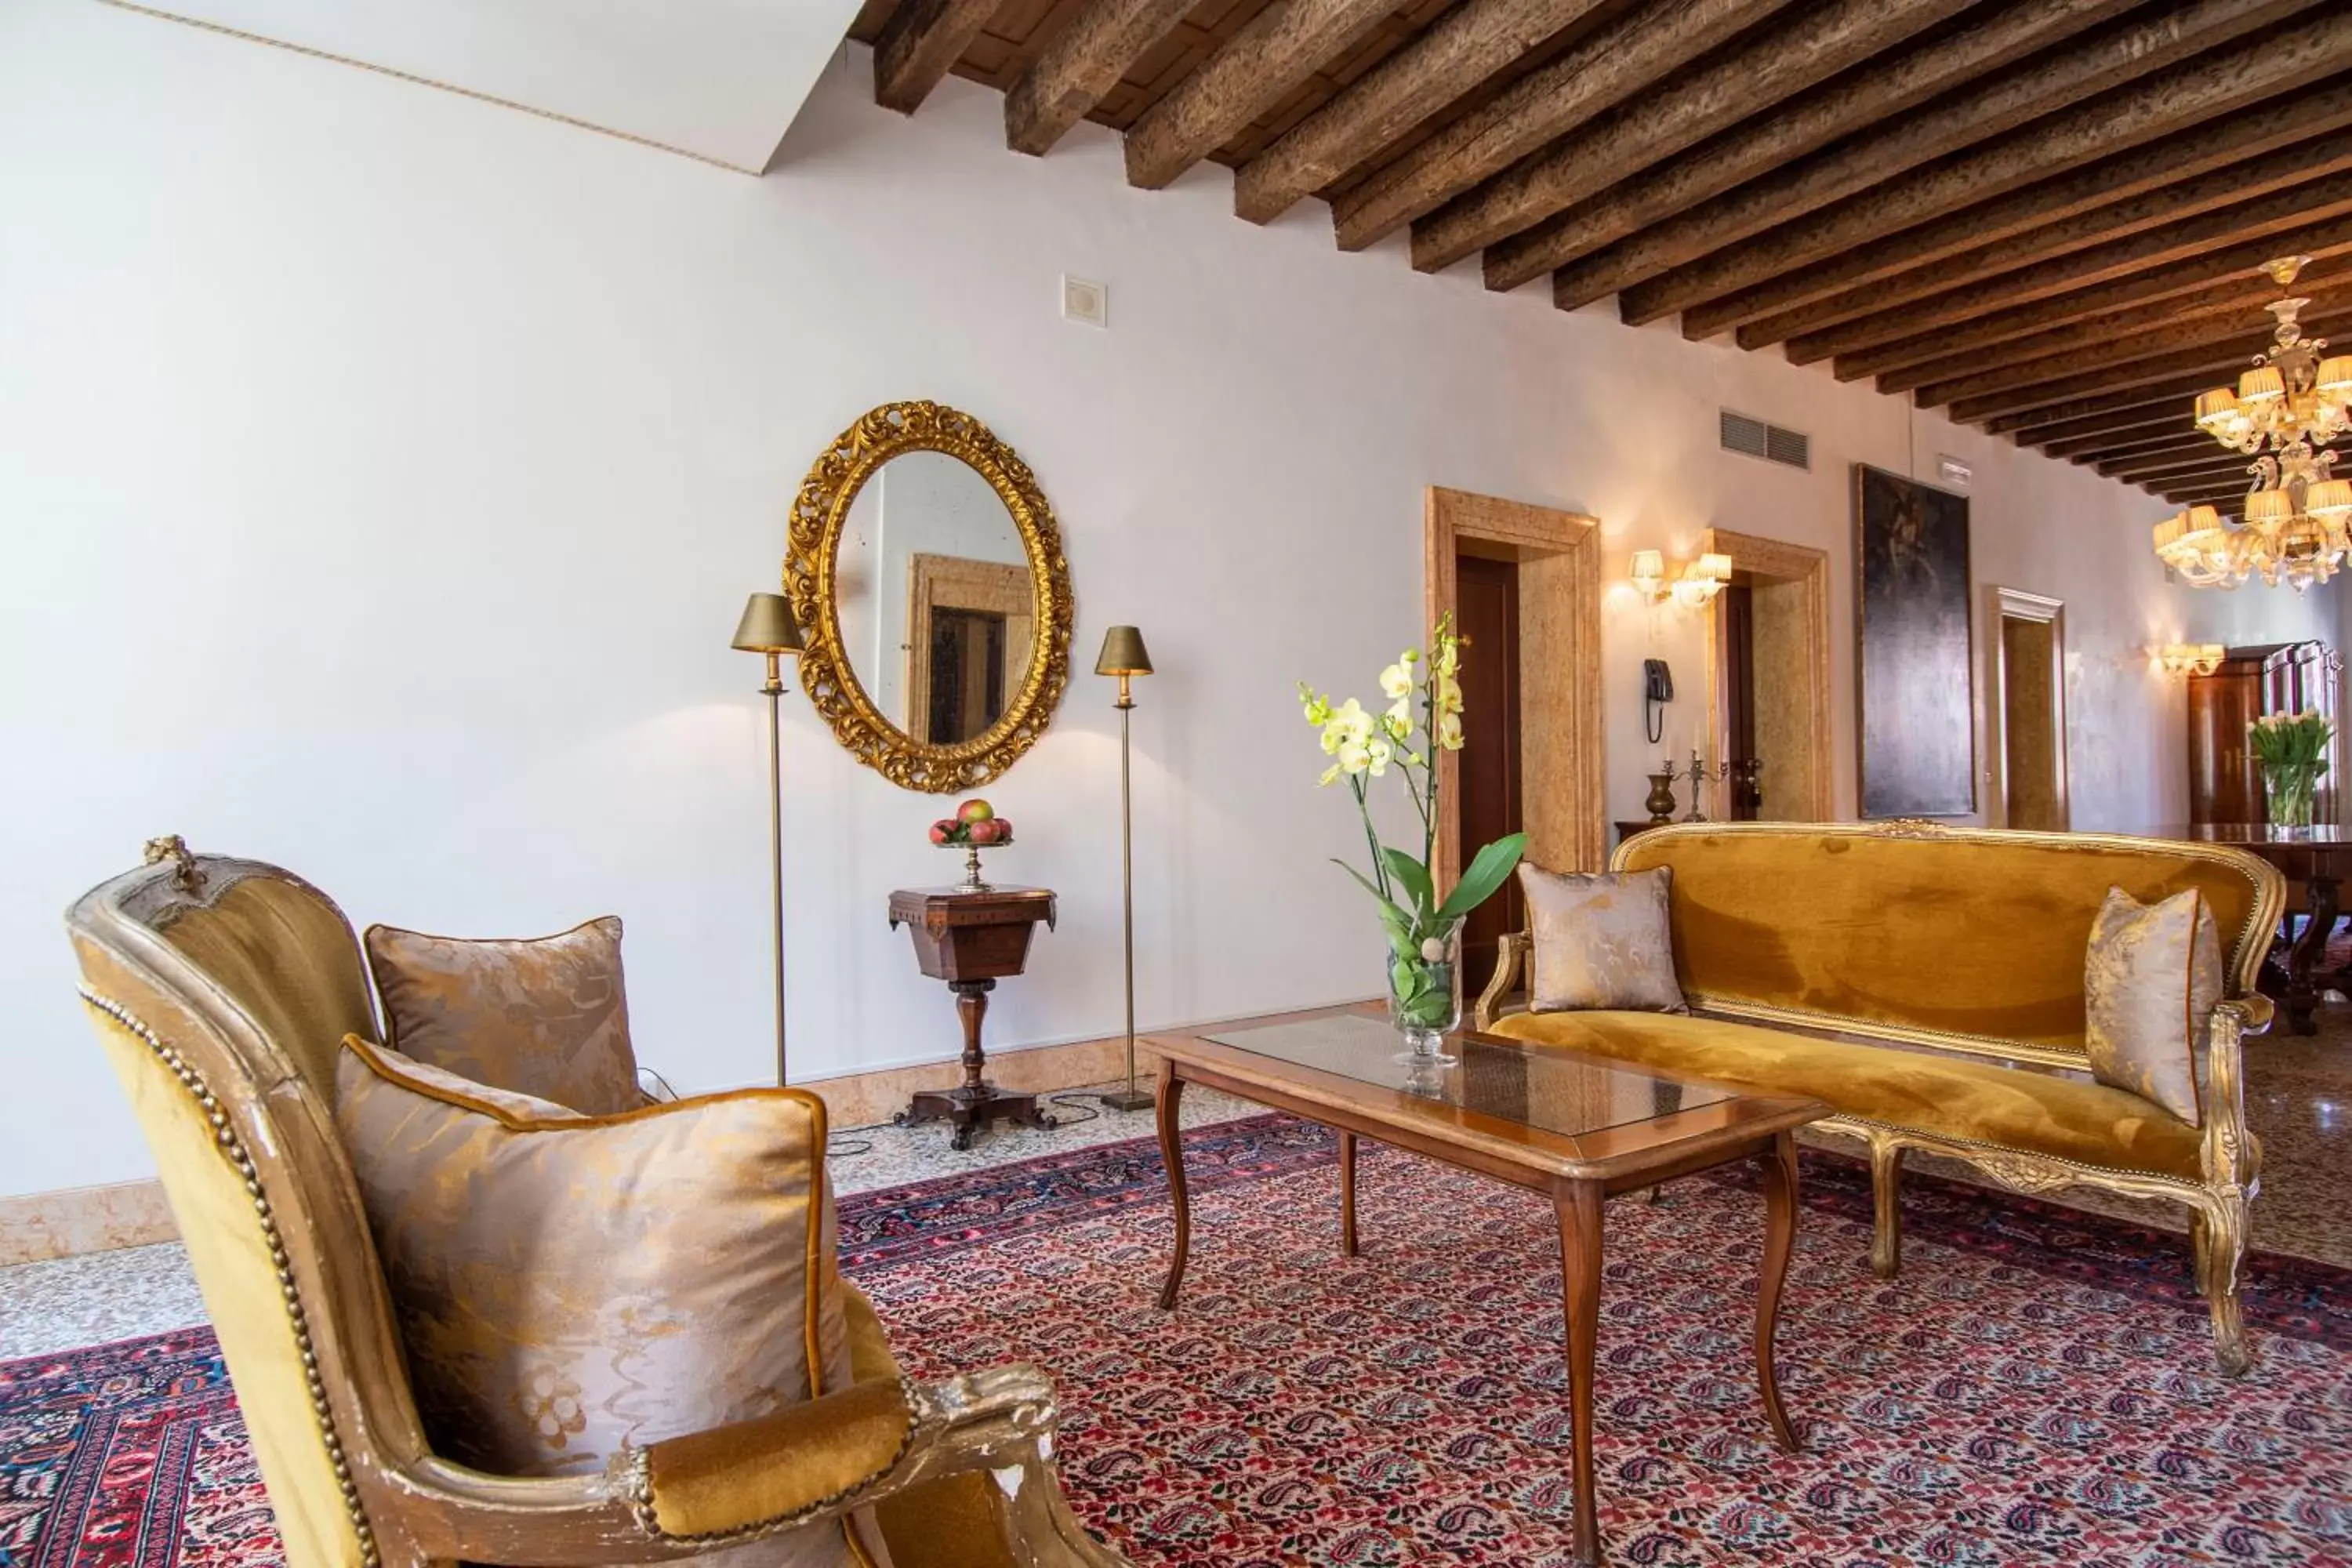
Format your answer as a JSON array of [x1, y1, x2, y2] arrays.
[[1300, 616, 1526, 1044]]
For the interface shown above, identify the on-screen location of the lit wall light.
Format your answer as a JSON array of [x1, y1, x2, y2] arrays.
[[1631, 550, 1732, 608], [2156, 643, 2227, 677]]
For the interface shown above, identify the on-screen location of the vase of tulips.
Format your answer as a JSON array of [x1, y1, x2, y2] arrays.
[[1301, 616, 1526, 1066], [2251, 711, 2332, 833]]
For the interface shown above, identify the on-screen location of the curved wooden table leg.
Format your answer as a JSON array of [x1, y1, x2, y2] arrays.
[[1553, 1179, 1603, 1567], [1756, 1131, 1801, 1454], [2285, 875, 2336, 1036], [1155, 1059, 1189, 1311], [1338, 1130, 1359, 1258]]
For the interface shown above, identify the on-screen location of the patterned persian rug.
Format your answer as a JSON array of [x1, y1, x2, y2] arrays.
[[6, 1116, 2350, 1567]]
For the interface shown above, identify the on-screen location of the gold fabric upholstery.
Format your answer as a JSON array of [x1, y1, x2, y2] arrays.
[[1487, 1009, 2206, 1179], [1616, 825, 2270, 1057], [147, 874, 376, 1103], [82, 1002, 368, 1568], [365, 916, 641, 1115], [643, 1380, 914, 1539], [2086, 887, 2223, 1125], [1519, 864, 1686, 1014]]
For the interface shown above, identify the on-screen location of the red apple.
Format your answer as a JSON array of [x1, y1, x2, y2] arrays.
[[963, 818, 999, 846], [928, 821, 956, 845], [957, 798, 995, 824]]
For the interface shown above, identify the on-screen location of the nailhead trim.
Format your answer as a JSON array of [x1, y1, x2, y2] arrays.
[[79, 987, 381, 1568]]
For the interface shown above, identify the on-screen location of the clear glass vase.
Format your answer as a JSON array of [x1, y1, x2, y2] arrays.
[[1386, 919, 1464, 1066], [2263, 763, 2318, 833]]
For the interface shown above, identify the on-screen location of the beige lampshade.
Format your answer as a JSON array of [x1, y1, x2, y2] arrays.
[[2238, 365, 2285, 405], [2246, 488, 2292, 528], [2319, 356, 2352, 398], [1692, 552, 1733, 583], [1094, 625, 1154, 677], [2194, 387, 2241, 427], [1628, 549, 1664, 584], [2308, 477, 2352, 518], [731, 592, 802, 655]]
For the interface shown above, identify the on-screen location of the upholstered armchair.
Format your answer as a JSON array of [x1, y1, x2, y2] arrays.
[[66, 839, 1128, 1568]]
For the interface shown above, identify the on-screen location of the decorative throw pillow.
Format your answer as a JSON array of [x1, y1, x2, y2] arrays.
[[333, 1038, 879, 1566], [365, 917, 641, 1116], [2084, 885, 2222, 1125], [1519, 863, 1687, 1014]]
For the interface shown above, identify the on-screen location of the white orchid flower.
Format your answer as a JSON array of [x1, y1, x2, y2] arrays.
[[1364, 736, 1394, 776], [1380, 662, 1414, 699], [1437, 711, 1464, 750]]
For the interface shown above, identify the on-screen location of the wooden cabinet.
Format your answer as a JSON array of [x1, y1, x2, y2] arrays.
[[2187, 641, 2344, 826]]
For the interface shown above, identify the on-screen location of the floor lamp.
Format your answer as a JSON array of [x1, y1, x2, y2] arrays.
[[732, 592, 802, 1085], [1097, 626, 1156, 1112]]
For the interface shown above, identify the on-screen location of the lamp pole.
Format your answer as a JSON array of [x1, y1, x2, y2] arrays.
[[1096, 626, 1155, 1112], [733, 592, 802, 1084]]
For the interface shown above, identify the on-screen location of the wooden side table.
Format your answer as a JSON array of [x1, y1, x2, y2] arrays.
[[888, 884, 1058, 1149]]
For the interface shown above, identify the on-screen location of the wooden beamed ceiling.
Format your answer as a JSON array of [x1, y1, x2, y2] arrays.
[[846, 0, 2352, 510]]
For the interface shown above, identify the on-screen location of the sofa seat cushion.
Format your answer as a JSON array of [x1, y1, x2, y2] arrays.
[[1486, 1009, 2205, 1181]]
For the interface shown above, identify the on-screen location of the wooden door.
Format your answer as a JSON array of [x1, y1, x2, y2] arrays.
[[1720, 583, 1759, 818], [1454, 554, 1523, 989], [2188, 658, 2267, 825]]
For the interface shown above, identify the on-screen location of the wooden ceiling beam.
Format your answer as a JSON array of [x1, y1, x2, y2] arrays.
[[1880, 269, 2343, 398], [1828, 207, 2352, 383], [2042, 422, 2203, 461], [1750, 108, 2352, 356], [1232, 0, 1611, 225], [1629, 2, 2347, 332], [1952, 347, 2296, 426], [1004, 0, 1198, 156], [2069, 430, 2229, 466], [1326, 0, 1792, 254], [1123, 0, 1399, 191], [1528, 0, 2136, 307], [2102, 452, 2255, 485], [1446, 0, 1974, 285], [1988, 374, 2232, 437], [1911, 293, 2352, 410], [874, 0, 1004, 115]]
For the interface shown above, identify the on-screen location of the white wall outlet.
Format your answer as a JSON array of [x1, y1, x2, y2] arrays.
[[1936, 454, 1973, 490], [1061, 274, 1107, 328]]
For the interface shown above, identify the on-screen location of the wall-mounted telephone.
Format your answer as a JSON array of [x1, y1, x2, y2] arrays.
[[1644, 659, 1673, 743]]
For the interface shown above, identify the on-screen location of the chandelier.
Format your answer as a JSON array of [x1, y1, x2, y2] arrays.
[[2150, 256, 2352, 592]]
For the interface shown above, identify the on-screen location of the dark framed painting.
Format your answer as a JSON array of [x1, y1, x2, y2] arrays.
[[1853, 464, 1976, 818]]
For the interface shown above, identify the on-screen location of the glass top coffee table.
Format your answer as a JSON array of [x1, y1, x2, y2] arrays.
[[1143, 1010, 1830, 1567]]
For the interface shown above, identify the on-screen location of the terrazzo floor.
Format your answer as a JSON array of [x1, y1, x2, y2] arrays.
[[0, 1078, 1264, 1359], [5, 1023, 2348, 1362]]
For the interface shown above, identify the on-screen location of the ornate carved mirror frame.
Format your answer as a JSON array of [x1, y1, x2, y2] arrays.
[[785, 401, 1073, 791]]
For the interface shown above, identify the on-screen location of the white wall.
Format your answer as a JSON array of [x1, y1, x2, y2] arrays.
[[1, 0, 2332, 1200]]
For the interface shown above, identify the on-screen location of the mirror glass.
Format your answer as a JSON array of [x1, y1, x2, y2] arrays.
[[834, 450, 1035, 746]]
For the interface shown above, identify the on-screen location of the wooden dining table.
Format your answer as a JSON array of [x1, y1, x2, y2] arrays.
[[2140, 824, 2352, 1035]]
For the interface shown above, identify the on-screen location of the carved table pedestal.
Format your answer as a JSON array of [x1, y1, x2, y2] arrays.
[[888, 884, 1058, 1149]]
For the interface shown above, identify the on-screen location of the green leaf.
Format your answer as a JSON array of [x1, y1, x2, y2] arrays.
[[1380, 848, 1436, 924], [1437, 832, 1529, 924], [1331, 859, 1415, 949], [1391, 957, 1429, 1001]]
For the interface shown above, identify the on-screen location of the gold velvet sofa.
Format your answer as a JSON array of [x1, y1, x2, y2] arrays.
[[67, 839, 1127, 1568], [1473, 820, 2281, 1376]]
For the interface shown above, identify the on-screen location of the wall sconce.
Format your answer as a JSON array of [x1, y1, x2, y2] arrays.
[[1631, 550, 1733, 608], [2157, 643, 2227, 677]]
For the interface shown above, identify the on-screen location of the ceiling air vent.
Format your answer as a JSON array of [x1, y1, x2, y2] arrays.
[[1720, 408, 1811, 471]]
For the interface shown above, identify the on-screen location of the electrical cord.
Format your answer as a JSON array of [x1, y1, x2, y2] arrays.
[[822, 1088, 1146, 1158]]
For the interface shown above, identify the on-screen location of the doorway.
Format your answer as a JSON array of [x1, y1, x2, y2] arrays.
[[1701, 528, 1834, 822], [1453, 553, 1525, 985], [1424, 488, 1606, 921], [1987, 587, 2068, 831]]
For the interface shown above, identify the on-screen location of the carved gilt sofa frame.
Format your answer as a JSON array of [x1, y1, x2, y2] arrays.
[[1474, 819, 2280, 1376]]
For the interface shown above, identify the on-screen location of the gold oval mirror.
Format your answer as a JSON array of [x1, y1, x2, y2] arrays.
[[785, 401, 1073, 791]]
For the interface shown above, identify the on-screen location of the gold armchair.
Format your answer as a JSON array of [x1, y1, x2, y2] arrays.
[[67, 840, 1128, 1568]]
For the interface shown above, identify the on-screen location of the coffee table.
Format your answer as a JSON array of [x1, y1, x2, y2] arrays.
[[1145, 1011, 1830, 1566]]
